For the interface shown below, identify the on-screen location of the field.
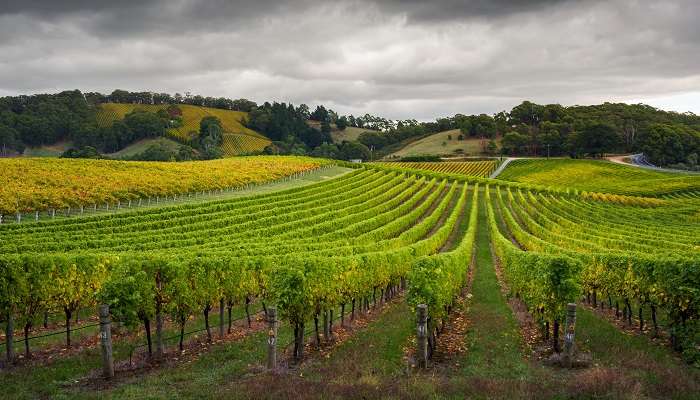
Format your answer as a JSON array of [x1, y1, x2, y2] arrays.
[[498, 158, 700, 198], [0, 156, 326, 215], [375, 161, 499, 178], [1, 157, 699, 399], [221, 133, 272, 156], [96, 103, 270, 155], [388, 129, 499, 158]]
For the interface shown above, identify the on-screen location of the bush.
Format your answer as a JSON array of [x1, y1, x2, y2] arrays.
[[127, 143, 199, 162], [61, 146, 102, 159]]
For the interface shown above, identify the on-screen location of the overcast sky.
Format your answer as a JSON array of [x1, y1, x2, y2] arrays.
[[0, 0, 699, 120]]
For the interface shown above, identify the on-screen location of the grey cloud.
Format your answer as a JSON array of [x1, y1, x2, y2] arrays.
[[370, 0, 582, 22], [0, 0, 698, 119]]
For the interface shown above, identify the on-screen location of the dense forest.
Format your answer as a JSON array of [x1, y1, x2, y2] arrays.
[[355, 101, 700, 169], [1, 90, 698, 168]]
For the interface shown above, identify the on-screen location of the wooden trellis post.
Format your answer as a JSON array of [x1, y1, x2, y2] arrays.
[[99, 305, 114, 378], [267, 307, 277, 370], [417, 304, 428, 368], [562, 303, 577, 368]]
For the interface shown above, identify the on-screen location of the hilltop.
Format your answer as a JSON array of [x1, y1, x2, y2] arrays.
[[387, 128, 500, 159]]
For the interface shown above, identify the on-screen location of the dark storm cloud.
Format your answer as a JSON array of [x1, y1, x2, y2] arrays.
[[0, 0, 698, 118]]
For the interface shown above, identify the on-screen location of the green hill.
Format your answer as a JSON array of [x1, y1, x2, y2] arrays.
[[388, 129, 500, 158], [307, 120, 379, 144], [96, 103, 270, 156]]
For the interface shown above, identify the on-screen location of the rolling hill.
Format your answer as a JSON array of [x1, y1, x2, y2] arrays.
[[306, 120, 379, 143], [388, 129, 500, 158], [96, 103, 271, 156]]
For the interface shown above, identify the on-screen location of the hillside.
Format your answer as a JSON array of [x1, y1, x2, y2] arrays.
[[497, 158, 700, 198], [306, 120, 379, 143], [0, 156, 326, 215], [96, 103, 270, 155], [331, 126, 378, 143], [388, 129, 500, 158]]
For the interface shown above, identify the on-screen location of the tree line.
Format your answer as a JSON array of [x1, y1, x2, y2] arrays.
[[1, 89, 698, 168]]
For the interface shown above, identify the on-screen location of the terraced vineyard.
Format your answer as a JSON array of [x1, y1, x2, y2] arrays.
[[498, 159, 700, 197], [376, 161, 498, 178], [96, 103, 270, 154], [1, 157, 699, 399]]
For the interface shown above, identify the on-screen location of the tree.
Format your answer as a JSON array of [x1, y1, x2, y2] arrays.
[[338, 141, 371, 161], [320, 120, 331, 135], [296, 104, 310, 119], [573, 123, 621, 157], [311, 142, 339, 159], [198, 116, 224, 159], [0, 123, 20, 155], [500, 132, 529, 155], [486, 139, 498, 155], [124, 111, 166, 139], [310, 105, 329, 122], [510, 101, 544, 126], [539, 121, 564, 156], [637, 123, 699, 166], [335, 116, 348, 130], [493, 111, 509, 135], [358, 131, 388, 149], [61, 146, 102, 159]]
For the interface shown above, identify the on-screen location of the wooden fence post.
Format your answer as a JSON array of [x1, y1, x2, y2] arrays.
[[562, 303, 577, 368], [267, 307, 277, 370], [417, 304, 428, 368], [99, 305, 115, 378]]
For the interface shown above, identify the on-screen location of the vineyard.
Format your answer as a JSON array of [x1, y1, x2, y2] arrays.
[[375, 161, 499, 178], [498, 159, 700, 197], [96, 103, 269, 154], [1, 158, 699, 399], [221, 133, 272, 156], [0, 156, 324, 216]]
